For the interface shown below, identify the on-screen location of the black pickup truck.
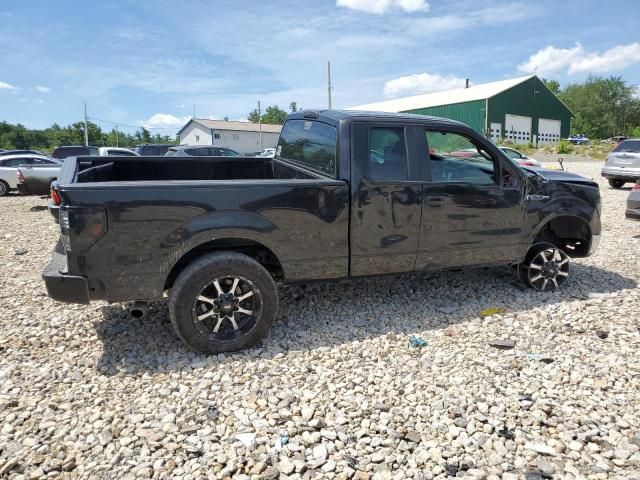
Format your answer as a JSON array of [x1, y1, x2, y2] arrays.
[[44, 111, 601, 353]]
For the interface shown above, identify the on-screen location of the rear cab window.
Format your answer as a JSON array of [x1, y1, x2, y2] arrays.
[[613, 140, 640, 152], [276, 119, 337, 177]]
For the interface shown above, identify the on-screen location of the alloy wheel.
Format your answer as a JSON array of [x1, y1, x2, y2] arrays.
[[192, 275, 263, 341], [524, 246, 570, 291]]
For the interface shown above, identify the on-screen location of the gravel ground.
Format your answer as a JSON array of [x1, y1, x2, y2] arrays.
[[1, 161, 639, 480]]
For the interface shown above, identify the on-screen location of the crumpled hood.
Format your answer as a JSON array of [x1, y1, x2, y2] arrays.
[[523, 167, 597, 186]]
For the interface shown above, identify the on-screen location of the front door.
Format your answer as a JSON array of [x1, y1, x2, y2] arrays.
[[350, 123, 423, 276], [417, 127, 526, 270]]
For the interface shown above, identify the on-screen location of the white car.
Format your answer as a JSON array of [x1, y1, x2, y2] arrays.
[[98, 147, 139, 157], [499, 147, 542, 167], [257, 148, 276, 158], [0, 154, 61, 196]]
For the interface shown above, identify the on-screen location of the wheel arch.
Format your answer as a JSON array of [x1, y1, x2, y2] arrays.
[[164, 237, 284, 290], [531, 214, 592, 257]]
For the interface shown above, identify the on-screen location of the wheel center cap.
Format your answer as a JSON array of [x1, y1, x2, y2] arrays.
[[218, 293, 236, 312], [542, 262, 558, 278]]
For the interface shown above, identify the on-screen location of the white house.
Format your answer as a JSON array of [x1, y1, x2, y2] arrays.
[[177, 119, 282, 155]]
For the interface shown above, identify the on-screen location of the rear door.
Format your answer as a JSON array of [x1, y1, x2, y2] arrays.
[[609, 140, 640, 169], [417, 127, 526, 270], [350, 122, 423, 276]]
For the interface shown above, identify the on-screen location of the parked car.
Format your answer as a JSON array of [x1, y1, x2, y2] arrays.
[[0, 154, 60, 196], [134, 144, 175, 156], [0, 149, 46, 157], [567, 134, 589, 145], [17, 158, 64, 196], [51, 145, 100, 159], [44, 110, 601, 353], [626, 182, 640, 221], [257, 148, 276, 158], [165, 145, 240, 157], [98, 147, 139, 156], [499, 147, 542, 167], [601, 139, 640, 188]]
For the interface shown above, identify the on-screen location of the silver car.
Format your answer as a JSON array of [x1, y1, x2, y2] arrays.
[[0, 154, 60, 196], [601, 139, 640, 188], [626, 182, 640, 221]]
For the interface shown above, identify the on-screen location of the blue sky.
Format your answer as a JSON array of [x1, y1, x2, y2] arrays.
[[1, 0, 639, 134]]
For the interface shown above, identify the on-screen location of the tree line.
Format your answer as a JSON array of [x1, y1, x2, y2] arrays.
[[544, 75, 640, 139], [2, 77, 639, 152], [0, 121, 177, 152]]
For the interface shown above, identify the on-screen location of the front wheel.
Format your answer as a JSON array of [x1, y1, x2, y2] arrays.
[[169, 252, 278, 353], [0, 180, 9, 197], [608, 179, 625, 189], [518, 243, 570, 291]]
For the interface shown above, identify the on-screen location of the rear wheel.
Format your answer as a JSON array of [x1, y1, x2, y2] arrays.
[[168, 252, 278, 353], [608, 179, 625, 189], [0, 180, 9, 197], [518, 243, 570, 291]]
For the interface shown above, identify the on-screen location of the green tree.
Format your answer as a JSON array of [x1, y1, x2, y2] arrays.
[[543, 78, 560, 95], [248, 103, 297, 125]]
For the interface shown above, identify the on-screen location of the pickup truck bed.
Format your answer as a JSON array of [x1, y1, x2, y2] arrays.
[[46, 155, 349, 304]]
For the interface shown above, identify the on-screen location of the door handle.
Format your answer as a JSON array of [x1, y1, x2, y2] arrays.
[[428, 197, 443, 202]]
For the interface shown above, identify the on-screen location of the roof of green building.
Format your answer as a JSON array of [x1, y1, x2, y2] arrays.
[[347, 75, 535, 112]]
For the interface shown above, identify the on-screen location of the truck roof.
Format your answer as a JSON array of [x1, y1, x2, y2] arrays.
[[287, 109, 467, 129]]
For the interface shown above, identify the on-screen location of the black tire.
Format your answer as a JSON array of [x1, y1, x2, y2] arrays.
[[518, 242, 570, 291], [0, 180, 9, 197], [168, 252, 278, 353], [608, 179, 625, 189]]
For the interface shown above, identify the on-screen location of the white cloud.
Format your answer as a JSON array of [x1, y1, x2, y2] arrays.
[[336, 0, 428, 14], [383, 72, 468, 98], [569, 42, 640, 74], [0, 81, 18, 90], [518, 42, 640, 76], [35, 85, 50, 93], [143, 113, 191, 129]]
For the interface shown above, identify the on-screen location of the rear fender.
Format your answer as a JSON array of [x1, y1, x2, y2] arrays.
[[160, 211, 285, 272]]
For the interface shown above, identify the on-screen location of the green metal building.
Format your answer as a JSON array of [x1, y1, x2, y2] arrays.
[[349, 75, 573, 145]]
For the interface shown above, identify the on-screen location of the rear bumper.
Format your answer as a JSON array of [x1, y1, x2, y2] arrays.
[[601, 166, 640, 181], [42, 241, 90, 304]]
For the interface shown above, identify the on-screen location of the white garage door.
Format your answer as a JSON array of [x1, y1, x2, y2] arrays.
[[538, 118, 561, 144], [504, 114, 532, 144]]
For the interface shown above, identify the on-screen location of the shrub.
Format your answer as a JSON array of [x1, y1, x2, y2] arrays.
[[557, 140, 573, 154]]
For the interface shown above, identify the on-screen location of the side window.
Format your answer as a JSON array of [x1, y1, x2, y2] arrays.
[[277, 119, 337, 176], [212, 148, 223, 156], [368, 127, 407, 182], [426, 130, 497, 186]]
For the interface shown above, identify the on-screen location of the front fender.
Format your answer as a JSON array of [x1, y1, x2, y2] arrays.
[[530, 194, 600, 239]]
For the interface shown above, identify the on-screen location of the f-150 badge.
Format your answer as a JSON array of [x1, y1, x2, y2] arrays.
[[526, 194, 550, 201]]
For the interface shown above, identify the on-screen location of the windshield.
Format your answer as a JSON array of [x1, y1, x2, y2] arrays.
[[613, 140, 640, 153]]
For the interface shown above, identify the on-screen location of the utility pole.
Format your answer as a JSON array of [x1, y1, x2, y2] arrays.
[[83, 102, 89, 147], [115, 124, 119, 147], [327, 61, 332, 110], [258, 100, 263, 151]]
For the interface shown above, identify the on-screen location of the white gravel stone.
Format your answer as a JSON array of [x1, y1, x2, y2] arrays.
[[0, 160, 638, 479]]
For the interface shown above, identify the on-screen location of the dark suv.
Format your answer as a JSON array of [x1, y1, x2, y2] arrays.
[[134, 144, 175, 156], [51, 146, 99, 159], [165, 145, 240, 157]]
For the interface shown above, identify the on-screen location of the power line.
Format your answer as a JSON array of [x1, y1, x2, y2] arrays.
[[88, 116, 180, 130]]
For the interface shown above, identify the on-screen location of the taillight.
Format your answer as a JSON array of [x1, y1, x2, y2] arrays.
[[59, 206, 107, 253], [51, 187, 62, 205], [633, 183, 640, 191]]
